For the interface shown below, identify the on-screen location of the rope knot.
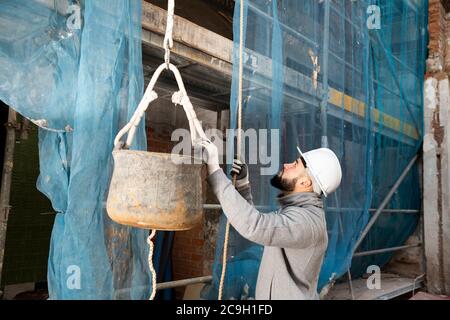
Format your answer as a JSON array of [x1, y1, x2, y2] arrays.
[[171, 91, 185, 105]]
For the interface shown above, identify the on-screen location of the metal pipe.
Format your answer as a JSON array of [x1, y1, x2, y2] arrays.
[[347, 269, 355, 300], [368, 209, 419, 213], [247, 2, 318, 49], [203, 204, 272, 210], [203, 204, 419, 214], [371, 31, 420, 135], [327, 208, 419, 213], [328, 4, 418, 77], [320, 0, 331, 148], [353, 243, 421, 258], [156, 275, 213, 291], [0, 108, 17, 291], [326, 47, 419, 107], [352, 154, 419, 253]]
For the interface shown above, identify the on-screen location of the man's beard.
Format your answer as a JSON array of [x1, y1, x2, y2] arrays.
[[270, 170, 298, 192]]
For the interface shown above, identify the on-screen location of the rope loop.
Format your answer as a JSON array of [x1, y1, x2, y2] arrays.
[[164, 0, 175, 68]]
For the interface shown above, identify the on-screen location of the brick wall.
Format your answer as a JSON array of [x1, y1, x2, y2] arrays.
[[427, 0, 448, 73], [171, 224, 205, 299], [147, 126, 173, 153], [146, 119, 208, 299], [170, 192, 221, 299], [145, 99, 224, 299], [445, 12, 450, 71]]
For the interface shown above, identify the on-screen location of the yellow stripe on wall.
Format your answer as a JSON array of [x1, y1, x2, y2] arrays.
[[327, 87, 419, 140]]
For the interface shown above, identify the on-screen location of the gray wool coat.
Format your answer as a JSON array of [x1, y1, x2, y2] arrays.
[[207, 169, 328, 300]]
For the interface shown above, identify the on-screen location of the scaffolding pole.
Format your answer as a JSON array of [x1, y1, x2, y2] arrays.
[[353, 243, 422, 258], [203, 204, 420, 213], [320, 0, 331, 148], [352, 154, 419, 253], [345, 154, 419, 300], [371, 30, 421, 135], [156, 275, 213, 291], [0, 108, 17, 294]]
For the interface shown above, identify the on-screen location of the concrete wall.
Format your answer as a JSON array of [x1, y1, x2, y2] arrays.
[[423, 0, 450, 295]]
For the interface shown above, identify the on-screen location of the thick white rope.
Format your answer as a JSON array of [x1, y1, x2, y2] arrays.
[[113, 0, 209, 149], [218, 0, 245, 301], [164, 0, 175, 68], [112, 0, 210, 302], [147, 229, 157, 300], [114, 63, 208, 149]]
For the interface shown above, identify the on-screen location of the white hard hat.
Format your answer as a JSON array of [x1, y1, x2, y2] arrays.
[[297, 146, 342, 197]]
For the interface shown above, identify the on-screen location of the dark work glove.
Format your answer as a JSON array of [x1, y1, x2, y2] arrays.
[[230, 158, 249, 190]]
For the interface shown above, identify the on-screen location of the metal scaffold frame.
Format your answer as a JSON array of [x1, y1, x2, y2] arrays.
[[0, 1, 424, 299], [0, 108, 17, 295], [140, 1, 425, 298]]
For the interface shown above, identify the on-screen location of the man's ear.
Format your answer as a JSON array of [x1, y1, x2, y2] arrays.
[[298, 176, 312, 188]]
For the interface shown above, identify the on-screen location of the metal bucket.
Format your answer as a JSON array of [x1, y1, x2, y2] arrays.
[[106, 63, 210, 231], [107, 150, 206, 230]]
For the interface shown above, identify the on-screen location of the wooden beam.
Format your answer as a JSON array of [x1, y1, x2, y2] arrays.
[[140, 1, 419, 144], [142, 1, 232, 64]]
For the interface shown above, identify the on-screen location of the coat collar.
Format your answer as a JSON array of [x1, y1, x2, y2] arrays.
[[277, 191, 323, 209]]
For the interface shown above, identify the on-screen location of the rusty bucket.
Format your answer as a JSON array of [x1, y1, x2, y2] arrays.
[[106, 63, 209, 231], [107, 150, 205, 230]]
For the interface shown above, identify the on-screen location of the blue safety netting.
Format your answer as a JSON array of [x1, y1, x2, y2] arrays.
[[0, 0, 159, 299], [203, 0, 427, 299]]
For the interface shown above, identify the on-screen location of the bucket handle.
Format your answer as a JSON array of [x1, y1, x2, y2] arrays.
[[114, 62, 208, 149]]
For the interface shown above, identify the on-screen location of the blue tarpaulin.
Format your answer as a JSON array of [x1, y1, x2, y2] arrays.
[[203, 0, 427, 299], [0, 0, 156, 299], [0, 0, 428, 300]]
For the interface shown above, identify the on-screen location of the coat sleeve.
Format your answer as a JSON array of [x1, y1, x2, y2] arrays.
[[207, 170, 326, 249], [236, 184, 254, 205]]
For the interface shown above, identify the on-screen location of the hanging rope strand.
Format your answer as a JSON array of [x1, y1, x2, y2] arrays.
[[110, 0, 216, 303], [218, 0, 245, 301], [164, 0, 175, 68], [147, 0, 173, 301], [147, 229, 157, 300]]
